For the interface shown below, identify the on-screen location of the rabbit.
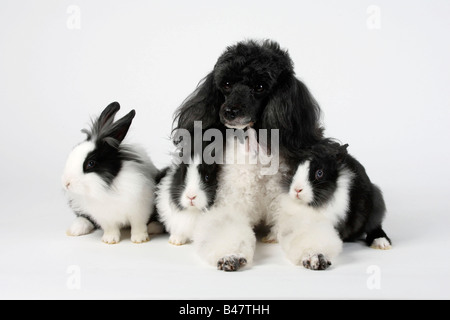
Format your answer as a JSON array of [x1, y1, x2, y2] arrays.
[[155, 157, 221, 246], [62, 102, 159, 244], [277, 139, 391, 270]]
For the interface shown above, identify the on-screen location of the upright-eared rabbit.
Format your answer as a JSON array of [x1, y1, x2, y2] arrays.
[[62, 102, 159, 244]]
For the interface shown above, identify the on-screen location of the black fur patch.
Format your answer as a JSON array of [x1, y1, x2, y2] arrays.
[[169, 162, 221, 211], [170, 164, 188, 211], [83, 141, 122, 186], [172, 40, 324, 160], [81, 103, 138, 187]]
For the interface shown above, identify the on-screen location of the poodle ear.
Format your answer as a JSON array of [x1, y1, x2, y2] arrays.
[[262, 74, 324, 158], [172, 71, 224, 142]]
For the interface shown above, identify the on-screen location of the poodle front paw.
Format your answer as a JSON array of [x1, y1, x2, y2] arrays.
[[217, 254, 247, 272], [302, 253, 331, 271]]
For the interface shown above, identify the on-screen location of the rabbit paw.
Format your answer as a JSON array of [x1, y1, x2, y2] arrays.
[[102, 231, 120, 244], [217, 254, 247, 272], [169, 235, 188, 246], [66, 217, 95, 236], [131, 232, 150, 244], [370, 237, 392, 250], [302, 253, 331, 271]]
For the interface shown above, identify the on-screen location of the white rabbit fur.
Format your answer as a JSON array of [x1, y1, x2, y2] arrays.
[[156, 158, 220, 246], [62, 102, 159, 244], [276, 193, 343, 270]]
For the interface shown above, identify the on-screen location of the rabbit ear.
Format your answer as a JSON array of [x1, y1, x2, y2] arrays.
[[84, 102, 121, 140], [103, 109, 136, 144], [336, 144, 349, 164], [98, 101, 121, 130]]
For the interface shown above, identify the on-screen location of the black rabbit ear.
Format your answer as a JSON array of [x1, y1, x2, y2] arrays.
[[336, 144, 349, 163], [262, 75, 324, 159], [98, 102, 121, 130], [103, 109, 136, 144], [172, 72, 224, 143], [83, 102, 121, 141]]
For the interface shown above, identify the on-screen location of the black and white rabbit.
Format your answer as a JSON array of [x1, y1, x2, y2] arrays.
[[62, 102, 159, 244], [277, 140, 391, 270], [155, 157, 221, 246]]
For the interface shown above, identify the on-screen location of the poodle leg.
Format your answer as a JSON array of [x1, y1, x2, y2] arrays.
[[194, 208, 256, 272], [217, 254, 248, 271], [302, 253, 332, 270]]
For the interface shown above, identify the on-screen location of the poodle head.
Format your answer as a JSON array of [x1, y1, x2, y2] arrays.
[[213, 40, 294, 129], [173, 39, 324, 159]]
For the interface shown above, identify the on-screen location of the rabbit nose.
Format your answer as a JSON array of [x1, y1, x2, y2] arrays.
[[65, 181, 71, 189], [187, 195, 197, 200], [295, 188, 303, 193]]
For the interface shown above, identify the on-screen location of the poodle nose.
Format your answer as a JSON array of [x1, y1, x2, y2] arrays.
[[223, 107, 241, 120]]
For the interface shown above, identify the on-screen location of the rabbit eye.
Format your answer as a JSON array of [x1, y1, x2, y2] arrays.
[[86, 160, 97, 170], [315, 169, 324, 180], [204, 174, 209, 182]]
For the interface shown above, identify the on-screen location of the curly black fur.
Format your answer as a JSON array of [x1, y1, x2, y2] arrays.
[[173, 39, 324, 160]]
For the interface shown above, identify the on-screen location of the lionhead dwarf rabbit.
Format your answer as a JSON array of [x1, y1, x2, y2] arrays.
[[62, 102, 159, 244]]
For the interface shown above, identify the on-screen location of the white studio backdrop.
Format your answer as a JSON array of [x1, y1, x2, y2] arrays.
[[0, 0, 449, 299]]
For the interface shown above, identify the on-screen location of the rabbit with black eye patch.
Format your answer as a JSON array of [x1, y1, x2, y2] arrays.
[[277, 140, 391, 270], [62, 102, 159, 244], [155, 157, 221, 246]]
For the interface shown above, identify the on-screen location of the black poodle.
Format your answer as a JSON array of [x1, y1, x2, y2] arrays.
[[173, 39, 324, 159], [170, 40, 326, 271]]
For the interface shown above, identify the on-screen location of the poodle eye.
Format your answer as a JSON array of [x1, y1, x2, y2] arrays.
[[315, 169, 324, 180], [85, 160, 97, 171], [254, 84, 265, 93], [222, 81, 233, 91]]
